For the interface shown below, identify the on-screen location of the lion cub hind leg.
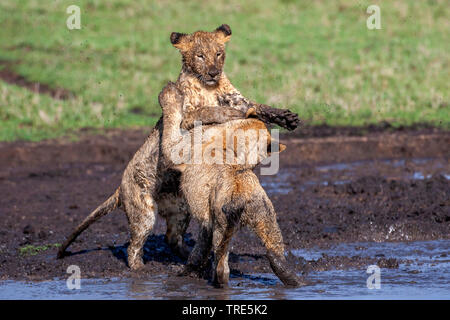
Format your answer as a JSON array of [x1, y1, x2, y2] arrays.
[[181, 223, 213, 277], [211, 197, 245, 288], [157, 192, 191, 260], [243, 188, 305, 287], [121, 187, 157, 270]]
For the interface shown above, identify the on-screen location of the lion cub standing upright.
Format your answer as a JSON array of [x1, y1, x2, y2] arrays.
[[158, 82, 303, 287], [57, 24, 300, 271]]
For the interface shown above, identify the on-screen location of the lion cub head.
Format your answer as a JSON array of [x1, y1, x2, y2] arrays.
[[170, 24, 232, 87]]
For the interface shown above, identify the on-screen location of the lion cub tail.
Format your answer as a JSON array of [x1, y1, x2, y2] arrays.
[[57, 188, 121, 259]]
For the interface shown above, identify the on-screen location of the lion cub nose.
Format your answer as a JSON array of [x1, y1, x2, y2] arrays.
[[208, 68, 220, 78]]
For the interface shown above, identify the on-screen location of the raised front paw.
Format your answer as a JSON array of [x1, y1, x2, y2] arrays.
[[277, 108, 300, 131], [158, 81, 184, 109], [256, 105, 300, 131]]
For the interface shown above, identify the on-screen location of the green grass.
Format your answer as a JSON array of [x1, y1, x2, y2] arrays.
[[18, 243, 61, 256], [0, 0, 448, 141]]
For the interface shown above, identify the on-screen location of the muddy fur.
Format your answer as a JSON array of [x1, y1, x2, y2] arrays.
[[159, 82, 304, 287], [57, 24, 300, 270]]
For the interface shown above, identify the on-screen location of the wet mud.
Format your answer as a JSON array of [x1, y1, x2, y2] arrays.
[[0, 127, 448, 292]]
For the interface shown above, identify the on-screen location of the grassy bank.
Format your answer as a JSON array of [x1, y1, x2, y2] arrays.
[[0, 0, 448, 141]]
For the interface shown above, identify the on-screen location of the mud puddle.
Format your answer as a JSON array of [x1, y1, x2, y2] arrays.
[[0, 240, 448, 300], [260, 157, 449, 194], [0, 129, 448, 296]]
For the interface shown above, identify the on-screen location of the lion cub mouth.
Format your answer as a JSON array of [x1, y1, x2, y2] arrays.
[[205, 80, 217, 86], [204, 77, 220, 86]]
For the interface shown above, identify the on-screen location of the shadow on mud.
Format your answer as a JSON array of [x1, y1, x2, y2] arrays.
[[63, 234, 189, 266], [62, 234, 279, 286]]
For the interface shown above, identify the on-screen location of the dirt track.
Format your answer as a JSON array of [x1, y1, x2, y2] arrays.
[[0, 126, 449, 281]]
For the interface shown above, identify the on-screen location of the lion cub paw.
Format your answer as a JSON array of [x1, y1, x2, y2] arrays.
[[158, 81, 184, 109]]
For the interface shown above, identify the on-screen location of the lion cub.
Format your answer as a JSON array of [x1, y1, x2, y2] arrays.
[[158, 82, 303, 287], [58, 24, 300, 271]]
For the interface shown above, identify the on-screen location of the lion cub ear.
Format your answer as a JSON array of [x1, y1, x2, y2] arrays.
[[267, 141, 287, 155], [215, 24, 232, 43], [170, 32, 190, 50]]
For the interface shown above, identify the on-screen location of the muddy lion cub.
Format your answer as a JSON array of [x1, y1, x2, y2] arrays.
[[158, 82, 303, 287], [57, 24, 300, 271]]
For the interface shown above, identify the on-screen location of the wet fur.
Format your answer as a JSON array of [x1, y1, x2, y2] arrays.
[[159, 82, 303, 287], [57, 24, 300, 271]]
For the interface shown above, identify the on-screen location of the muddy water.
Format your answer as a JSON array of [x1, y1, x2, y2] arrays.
[[0, 240, 448, 299], [260, 157, 449, 194]]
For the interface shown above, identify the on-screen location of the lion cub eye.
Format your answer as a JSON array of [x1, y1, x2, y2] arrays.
[[197, 54, 204, 60], [216, 52, 222, 57]]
